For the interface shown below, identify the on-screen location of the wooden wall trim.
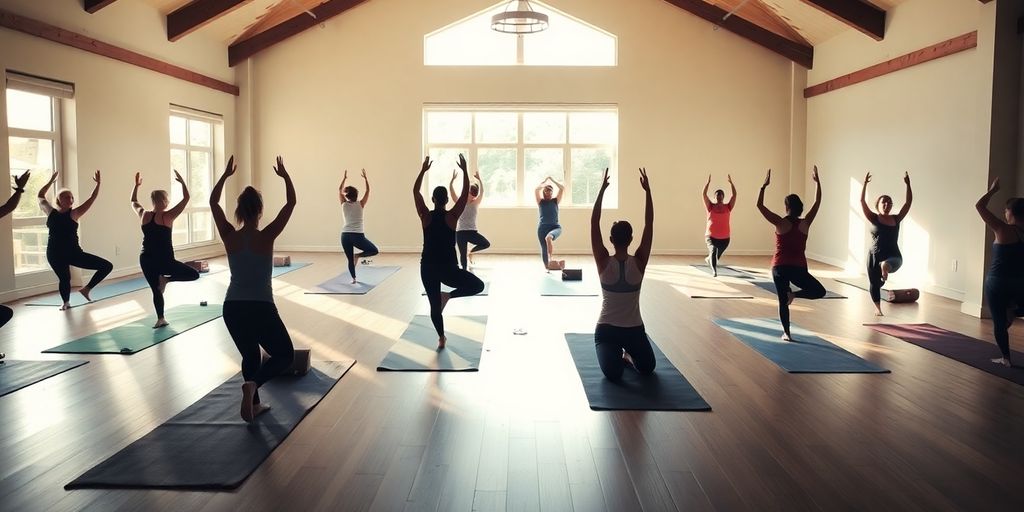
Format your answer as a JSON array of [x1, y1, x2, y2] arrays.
[[0, 8, 239, 96], [804, 31, 976, 98]]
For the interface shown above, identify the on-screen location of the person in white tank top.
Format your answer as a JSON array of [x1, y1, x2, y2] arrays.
[[339, 169, 380, 283], [590, 167, 656, 381], [450, 169, 491, 270]]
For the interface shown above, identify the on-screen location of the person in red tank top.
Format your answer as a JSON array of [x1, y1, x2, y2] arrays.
[[757, 167, 827, 341], [702, 174, 736, 277]]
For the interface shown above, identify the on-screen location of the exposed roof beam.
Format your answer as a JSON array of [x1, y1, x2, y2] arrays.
[[663, 0, 813, 68], [168, 0, 253, 42], [84, 0, 118, 13], [799, 0, 885, 40], [228, 0, 369, 66]]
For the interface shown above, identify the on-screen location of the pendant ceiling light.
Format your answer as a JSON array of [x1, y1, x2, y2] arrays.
[[491, 0, 549, 34]]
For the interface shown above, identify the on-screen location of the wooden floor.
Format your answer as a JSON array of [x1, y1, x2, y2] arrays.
[[1, 253, 1022, 511]]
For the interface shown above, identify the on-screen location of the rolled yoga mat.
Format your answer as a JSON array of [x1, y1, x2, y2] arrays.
[[65, 360, 355, 490], [539, 274, 599, 296], [564, 333, 711, 411], [306, 266, 400, 295], [691, 264, 755, 279], [0, 360, 88, 397], [377, 315, 487, 371], [747, 279, 846, 299], [714, 317, 889, 373], [43, 304, 223, 355], [866, 323, 1024, 385]]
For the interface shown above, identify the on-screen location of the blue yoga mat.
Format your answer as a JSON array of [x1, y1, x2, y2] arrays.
[[0, 360, 88, 397], [377, 316, 488, 371], [714, 317, 889, 373], [307, 266, 400, 295], [564, 333, 711, 411], [272, 262, 311, 277], [43, 304, 223, 354], [748, 279, 846, 299]]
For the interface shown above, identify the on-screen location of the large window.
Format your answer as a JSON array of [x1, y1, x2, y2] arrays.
[[169, 109, 218, 246], [6, 82, 68, 275], [423, 108, 617, 208]]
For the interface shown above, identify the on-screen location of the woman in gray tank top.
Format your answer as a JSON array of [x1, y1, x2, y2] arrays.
[[210, 155, 297, 422], [450, 168, 491, 270]]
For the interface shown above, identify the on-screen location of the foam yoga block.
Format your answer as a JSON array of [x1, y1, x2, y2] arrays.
[[561, 269, 582, 281], [263, 348, 311, 376]]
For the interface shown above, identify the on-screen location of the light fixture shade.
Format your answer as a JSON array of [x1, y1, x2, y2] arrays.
[[491, 0, 549, 34]]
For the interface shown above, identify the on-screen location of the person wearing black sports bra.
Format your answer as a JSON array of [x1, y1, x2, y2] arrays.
[[1, 170, 30, 329], [413, 154, 484, 349], [975, 178, 1024, 367], [38, 170, 112, 311], [131, 171, 200, 328], [860, 172, 913, 316]]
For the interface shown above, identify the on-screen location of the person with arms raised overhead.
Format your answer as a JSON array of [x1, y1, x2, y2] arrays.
[[702, 174, 736, 277], [0, 170, 30, 329], [859, 171, 912, 316], [975, 177, 1024, 367], [339, 168, 380, 283]]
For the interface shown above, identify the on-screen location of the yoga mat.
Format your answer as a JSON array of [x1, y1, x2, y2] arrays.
[[25, 276, 150, 307], [564, 333, 711, 411], [306, 266, 400, 295], [691, 264, 755, 279], [539, 275, 599, 296], [43, 304, 223, 354], [866, 323, 1024, 385], [422, 281, 490, 296], [748, 279, 846, 299], [834, 279, 908, 303], [65, 360, 354, 490], [271, 262, 311, 277], [714, 317, 889, 373], [675, 279, 752, 299], [377, 315, 487, 371], [0, 360, 88, 397]]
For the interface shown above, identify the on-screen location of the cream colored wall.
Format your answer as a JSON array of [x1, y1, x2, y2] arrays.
[[0, 0, 236, 300], [804, 0, 985, 302], [247, 0, 799, 256]]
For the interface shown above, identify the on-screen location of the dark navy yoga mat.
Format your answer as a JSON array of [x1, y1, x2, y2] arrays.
[[714, 318, 888, 373], [0, 360, 88, 397]]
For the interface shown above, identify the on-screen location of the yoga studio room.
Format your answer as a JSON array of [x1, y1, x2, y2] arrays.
[[1, 0, 1023, 510]]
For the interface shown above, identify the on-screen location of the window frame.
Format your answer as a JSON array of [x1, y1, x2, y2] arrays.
[[168, 108, 220, 249]]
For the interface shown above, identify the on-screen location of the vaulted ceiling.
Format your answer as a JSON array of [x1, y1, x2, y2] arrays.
[[89, 0, 927, 68]]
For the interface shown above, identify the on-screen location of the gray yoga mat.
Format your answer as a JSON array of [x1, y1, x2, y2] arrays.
[[43, 304, 223, 354], [271, 262, 311, 277], [377, 315, 487, 371], [539, 275, 599, 296], [676, 279, 753, 299], [65, 360, 354, 490], [422, 281, 490, 296], [0, 360, 88, 397], [748, 278, 846, 299], [714, 317, 888, 373], [564, 333, 711, 411], [306, 266, 400, 295], [691, 264, 755, 279]]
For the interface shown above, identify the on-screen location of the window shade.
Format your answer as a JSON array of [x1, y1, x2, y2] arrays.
[[6, 71, 74, 99]]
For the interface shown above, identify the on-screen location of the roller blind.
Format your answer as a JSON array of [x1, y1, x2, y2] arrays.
[[6, 71, 75, 99]]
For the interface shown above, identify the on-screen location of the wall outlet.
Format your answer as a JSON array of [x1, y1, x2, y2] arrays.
[[952, 259, 958, 272]]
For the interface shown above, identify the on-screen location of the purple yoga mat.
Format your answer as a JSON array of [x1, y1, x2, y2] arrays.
[[866, 323, 1024, 385]]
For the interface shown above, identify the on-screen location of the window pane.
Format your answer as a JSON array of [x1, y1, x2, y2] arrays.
[[523, 113, 566, 144], [13, 226, 49, 274], [426, 147, 468, 198], [522, 9, 616, 66], [188, 150, 212, 206], [6, 90, 52, 131], [170, 149, 187, 203], [477, 148, 516, 205], [169, 116, 186, 145], [188, 119, 212, 147], [172, 214, 189, 247], [569, 112, 618, 144], [190, 211, 213, 243], [426, 112, 472, 143], [424, 6, 517, 65], [524, 148, 564, 203], [475, 113, 516, 143], [9, 136, 55, 218], [571, 148, 613, 206]]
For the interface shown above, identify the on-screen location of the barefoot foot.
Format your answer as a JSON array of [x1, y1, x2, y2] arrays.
[[991, 357, 1011, 367], [786, 290, 796, 306], [241, 381, 257, 422], [253, 403, 272, 418], [59, 303, 70, 311], [781, 333, 794, 341], [79, 287, 92, 302], [622, 351, 636, 370], [158, 275, 169, 294], [440, 292, 451, 311], [153, 318, 169, 328], [437, 336, 447, 350]]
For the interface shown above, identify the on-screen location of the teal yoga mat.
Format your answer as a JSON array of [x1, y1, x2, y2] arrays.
[[271, 262, 311, 277], [25, 276, 150, 307], [714, 317, 889, 373], [0, 360, 88, 397], [43, 304, 223, 355]]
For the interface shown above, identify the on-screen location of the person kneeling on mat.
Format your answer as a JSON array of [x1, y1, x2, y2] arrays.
[[591, 167, 656, 381]]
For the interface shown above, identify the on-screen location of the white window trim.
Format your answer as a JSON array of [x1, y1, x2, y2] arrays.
[[169, 109, 219, 247]]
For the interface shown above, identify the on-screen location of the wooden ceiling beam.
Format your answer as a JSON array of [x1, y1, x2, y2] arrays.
[[228, 0, 369, 66], [84, 0, 118, 13], [663, 0, 813, 68], [799, 0, 885, 40], [168, 0, 253, 42]]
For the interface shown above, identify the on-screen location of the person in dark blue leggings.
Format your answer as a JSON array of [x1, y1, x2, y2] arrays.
[[339, 169, 380, 283], [413, 154, 484, 349], [535, 177, 564, 269], [1, 170, 30, 331], [975, 178, 1024, 367]]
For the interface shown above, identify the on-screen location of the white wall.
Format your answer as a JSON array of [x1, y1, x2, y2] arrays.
[[246, 0, 801, 256], [0, 0, 237, 300]]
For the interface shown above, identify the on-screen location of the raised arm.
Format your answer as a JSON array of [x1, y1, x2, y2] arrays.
[[859, 172, 876, 222], [38, 170, 57, 215], [551, 177, 565, 204], [726, 174, 737, 210], [447, 154, 471, 225], [702, 175, 712, 210], [130, 172, 145, 218], [895, 171, 913, 221], [976, 177, 1008, 236], [757, 169, 783, 226], [165, 170, 190, 220], [338, 170, 347, 205], [535, 178, 546, 204], [449, 170, 459, 204], [0, 171, 29, 218], [590, 168, 610, 270], [209, 156, 236, 237], [413, 156, 431, 218], [360, 169, 370, 208], [473, 171, 484, 203], [635, 168, 655, 270], [71, 170, 101, 221], [262, 156, 297, 239], [803, 166, 822, 226]]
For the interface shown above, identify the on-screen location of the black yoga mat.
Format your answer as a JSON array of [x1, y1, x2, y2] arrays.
[[691, 264, 755, 279], [866, 323, 1024, 385], [748, 278, 846, 299], [306, 266, 400, 295], [65, 360, 354, 490], [377, 315, 487, 371], [564, 333, 711, 411], [714, 318, 888, 373], [0, 360, 88, 397]]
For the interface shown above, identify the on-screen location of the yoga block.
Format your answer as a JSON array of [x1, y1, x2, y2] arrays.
[[185, 260, 209, 273], [562, 269, 582, 281], [273, 255, 291, 267], [262, 348, 311, 376], [884, 288, 919, 303]]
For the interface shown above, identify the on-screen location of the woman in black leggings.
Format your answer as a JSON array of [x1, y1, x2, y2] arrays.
[[211, 155, 296, 422], [38, 170, 112, 310], [860, 172, 912, 316], [1, 170, 30, 330], [975, 177, 1024, 367], [131, 170, 200, 328], [450, 169, 490, 270], [339, 169, 379, 283], [413, 154, 485, 349]]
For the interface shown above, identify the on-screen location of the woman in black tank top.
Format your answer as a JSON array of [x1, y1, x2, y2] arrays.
[[413, 155, 484, 348], [976, 178, 1024, 367], [131, 171, 200, 328], [860, 172, 912, 316]]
